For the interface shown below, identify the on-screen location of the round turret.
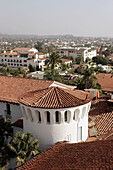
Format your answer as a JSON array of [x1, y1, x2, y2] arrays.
[[19, 87, 92, 151]]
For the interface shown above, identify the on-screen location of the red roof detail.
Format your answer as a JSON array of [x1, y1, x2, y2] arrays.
[[19, 87, 92, 109], [95, 73, 113, 92], [61, 58, 72, 62], [36, 52, 44, 55], [13, 48, 32, 52], [12, 117, 23, 128], [38, 58, 46, 60], [89, 98, 112, 136], [17, 140, 113, 170], [1, 52, 19, 55], [0, 76, 53, 104]]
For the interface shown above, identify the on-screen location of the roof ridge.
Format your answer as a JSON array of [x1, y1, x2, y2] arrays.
[[34, 87, 55, 106], [54, 87, 63, 106]]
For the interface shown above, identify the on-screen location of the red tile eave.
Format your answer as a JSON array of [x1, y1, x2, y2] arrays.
[[19, 100, 90, 109], [19, 87, 92, 109], [0, 98, 19, 104]]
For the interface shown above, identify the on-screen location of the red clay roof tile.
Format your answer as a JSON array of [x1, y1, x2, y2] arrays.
[[0, 76, 53, 104], [13, 48, 32, 52], [95, 73, 113, 92], [89, 98, 112, 136], [17, 140, 113, 170], [19, 87, 92, 109]]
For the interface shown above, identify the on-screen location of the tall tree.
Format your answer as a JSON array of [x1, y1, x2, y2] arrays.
[[77, 61, 97, 89], [45, 52, 61, 70], [92, 56, 107, 65]]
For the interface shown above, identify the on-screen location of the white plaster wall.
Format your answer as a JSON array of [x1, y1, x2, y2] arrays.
[[20, 102, 91, 151], [29, 48, 38, 53], [0, 102, 6, 118], [0, 102, 22, 122], [10, 104, 23, 122]]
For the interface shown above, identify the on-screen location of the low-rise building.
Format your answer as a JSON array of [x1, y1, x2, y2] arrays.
[[0, 48, 47, 70], [56, 47, 96, 61], [61, 58, 72, 65]]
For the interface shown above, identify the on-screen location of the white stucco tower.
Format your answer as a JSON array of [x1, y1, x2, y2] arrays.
[[19, 87, 92, 151]]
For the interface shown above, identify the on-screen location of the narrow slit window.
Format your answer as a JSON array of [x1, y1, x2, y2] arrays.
[[47, 111, 50, 123], [38, 112, 41, 122], [65, 111, 67, 122], [56, 111, 59, 123]]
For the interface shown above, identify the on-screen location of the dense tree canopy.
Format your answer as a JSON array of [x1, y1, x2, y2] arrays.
[[102, 49, 111, 57], [92, 56, 107, 65], [8, 132, 39, 167], [45, 52, 61, 70], [75, 56, 84, 64]]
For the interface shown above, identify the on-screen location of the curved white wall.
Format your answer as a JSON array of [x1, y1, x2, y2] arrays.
[[20, 102, 91, 151]]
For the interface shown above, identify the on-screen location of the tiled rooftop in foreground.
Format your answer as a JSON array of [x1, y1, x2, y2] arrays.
[[17, 140, 113, 170]]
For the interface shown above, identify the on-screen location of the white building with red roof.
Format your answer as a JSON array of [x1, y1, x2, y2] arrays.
[[0, 76, 92, 152], [0, 48, 47, 70], [19, 86, 92, 151]]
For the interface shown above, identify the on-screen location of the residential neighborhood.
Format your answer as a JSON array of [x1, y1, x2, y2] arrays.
[[0, 0, 113, 169]]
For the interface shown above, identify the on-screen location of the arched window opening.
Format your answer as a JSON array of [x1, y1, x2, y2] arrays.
[[55, 111, 61, 123], [47, 111, 50, 124], [22, 106, 27, 119], [27, 108, 33, 121], [64, 110, 71, 123], [73, 112, 75, 120], [35, 110, 41, 123], [74, 109, 80, 121], [6, 103, 11, 115], [65, 111, 67, 122], [82, 107, 86, 119]]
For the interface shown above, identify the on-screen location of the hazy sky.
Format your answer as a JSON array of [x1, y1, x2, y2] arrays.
[[0, 0, 113, 37]]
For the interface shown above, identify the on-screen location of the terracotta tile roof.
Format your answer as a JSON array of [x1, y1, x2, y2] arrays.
[[61, 58, 72, 62], [38, 58, 46, 60], [13, 48, 32, 52], [27, 58, 35, 60], [89, 99, 112, 136], [19, 87, 92, 109], [95, 73, 113, 92], [35, 52, 44, 55], [28, 53, 35, 56], [12, 117, 23, 128], [98, 129, 113, 140], [0, 52, 19, 55], [0, 76, 53, 104], [17, 140, 113, 170]]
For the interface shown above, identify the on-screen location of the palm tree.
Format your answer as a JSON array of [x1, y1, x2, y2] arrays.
[[45, 52, 61, 70], [77, 59, 97, 89], [8, 132, 39, 167]]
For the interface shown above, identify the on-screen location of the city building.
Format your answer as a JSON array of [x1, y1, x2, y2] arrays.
[[61, 58, 72, 65], [0, 48, 47, 70], [56, 47, 97, 61]]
